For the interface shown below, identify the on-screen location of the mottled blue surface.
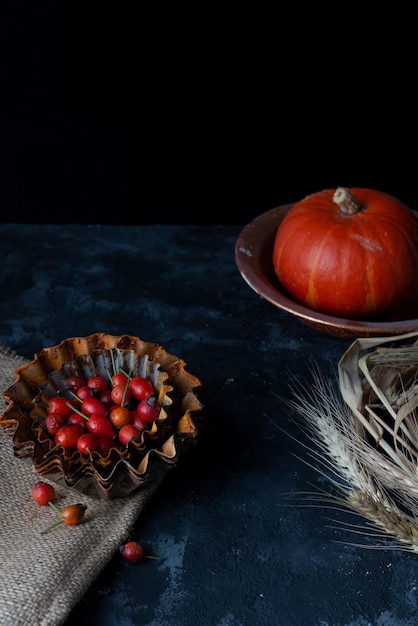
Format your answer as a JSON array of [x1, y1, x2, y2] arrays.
[[0, 224, 417, 626]]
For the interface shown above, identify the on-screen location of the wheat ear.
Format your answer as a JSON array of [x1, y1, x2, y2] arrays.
[[287, 364, 418, 552]]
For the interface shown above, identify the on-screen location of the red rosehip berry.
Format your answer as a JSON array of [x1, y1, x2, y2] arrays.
[[109, 406, 133, 430], [136, 396, 162, 423], [86, 413, 116, 440], [44, 411, 67, 435], [55, 423, 85, 450], [81, 396, 107, 417], [111, 383, 132, 406], [77, 432, 99, 456], [129, 376, 154, 401], [121, 541, 145, 563], [112, 372, 127, 386], [66, 376, 86, 391], [118, 423, 142, 446], [32, 481, 57, 506], [87, 375, 108, 393], [47, 397, 76, 419], [41, 502, 87, 534], [96, 437, 114, 457]]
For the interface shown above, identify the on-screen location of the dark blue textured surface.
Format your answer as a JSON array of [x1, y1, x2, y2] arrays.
[[0, 224, 417, 626]]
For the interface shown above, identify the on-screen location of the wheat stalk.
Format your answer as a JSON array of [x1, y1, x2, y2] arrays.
[[287, 340, 418, 553], [346, 491, 418, 550]]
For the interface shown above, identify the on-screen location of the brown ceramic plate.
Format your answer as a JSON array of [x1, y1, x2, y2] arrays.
[[235, 204, 418, 338]]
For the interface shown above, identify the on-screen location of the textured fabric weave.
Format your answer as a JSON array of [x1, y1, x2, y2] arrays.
[[0, 346, 163, 626]]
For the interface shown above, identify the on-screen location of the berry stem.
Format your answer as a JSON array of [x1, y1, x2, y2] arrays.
[[66, 402, 89, 420], [110, 349, 117, 376], [44, 443, 62, 458], [48, 501, 61, 514], [106, 369, 114, 386], [145, 555, 162, 560], [41, 519, 65, 534], [121, 370, 133, 407]]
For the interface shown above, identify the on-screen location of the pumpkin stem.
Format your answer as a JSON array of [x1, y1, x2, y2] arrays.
[[332, 187, 363, 215]]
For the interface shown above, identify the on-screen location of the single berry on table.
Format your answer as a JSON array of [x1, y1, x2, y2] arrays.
[[121, 541, 145, 563], [121, 541, 161, 564], [32, 481, 57, 506], [41, 502, 87, 534]]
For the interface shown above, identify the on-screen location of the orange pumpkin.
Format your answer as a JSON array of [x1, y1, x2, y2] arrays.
[[272, 187, 418, 319]]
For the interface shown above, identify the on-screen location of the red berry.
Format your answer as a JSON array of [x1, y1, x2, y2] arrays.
[[111, 383, 132, 406], [81, 396, 107, 417], [96, 437, 114, 457], [67, 412, 87, 429], [41, 503, 87, 534], [44, 411, 67, 435], [118, 423, 142, 446], [76, 385, 94, 401], [77, 432, 99, 456], [47, 397, 75, 419], [112, 372, 127, 386], [98, 388, 113, 406], [61, 503, 87, 526], [121, 541, 145, 563], [66, 376, 86, 391], [32, 481, 57, 506], [86, 414, 116, 440], [87, 375, 108, 393], [136, 396, 162, 423], [55, 423, 85, 450], [133, 414, 148, 431], [109, 406, 133, 430], [129, 376, 154, 401]]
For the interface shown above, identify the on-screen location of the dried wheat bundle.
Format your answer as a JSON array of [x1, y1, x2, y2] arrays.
[[288, 331, 418, 552]]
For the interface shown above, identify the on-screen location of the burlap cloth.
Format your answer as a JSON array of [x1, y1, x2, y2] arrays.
[[0, 346, 165, 626]]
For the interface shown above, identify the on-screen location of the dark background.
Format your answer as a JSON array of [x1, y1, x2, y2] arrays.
[[0, 2, 415, 225]]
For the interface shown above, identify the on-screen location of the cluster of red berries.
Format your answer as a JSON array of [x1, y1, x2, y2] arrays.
[[41, 370, 163, 459]]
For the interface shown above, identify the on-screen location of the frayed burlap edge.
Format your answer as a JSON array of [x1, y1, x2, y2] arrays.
[[0, 345, 164, 626]]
